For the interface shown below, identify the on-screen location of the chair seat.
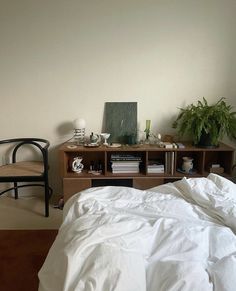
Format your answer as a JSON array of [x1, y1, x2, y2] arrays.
[[0, 138, 51, 216], [0, 161, 44, 177]]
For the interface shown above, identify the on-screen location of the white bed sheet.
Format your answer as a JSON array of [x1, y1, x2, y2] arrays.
[[38, 174, 236, 291]]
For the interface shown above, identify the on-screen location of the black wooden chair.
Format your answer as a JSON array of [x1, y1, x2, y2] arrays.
[[0, 138, 52, 217]]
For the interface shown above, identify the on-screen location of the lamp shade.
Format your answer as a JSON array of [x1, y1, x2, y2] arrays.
[[74, 118, 86, 129]]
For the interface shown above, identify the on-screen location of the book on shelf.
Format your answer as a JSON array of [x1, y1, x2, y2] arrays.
[[211, 163, 220, 168], [147, 168, 164, 173], [147, 159, 165, 174], [165, 151, 175, 174], [112, 169, 140, 174], [111, 161, 141, 167], [111, 158, 140, 173], [111, 154, 142, 161], [160, 142, 185, 149], [162, 142, 173, 149], [148, 165, 164, 169], [176, 143, 185, 148], [148, 160, 164, 166], [112, 165, 140, 170], [171, 152, 174, 175]]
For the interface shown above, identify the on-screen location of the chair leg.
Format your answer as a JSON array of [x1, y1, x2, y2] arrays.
[[44, 181, 50, 217], [14, 182, 18, 199]]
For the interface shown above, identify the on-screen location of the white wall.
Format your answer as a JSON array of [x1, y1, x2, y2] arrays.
[[0, 0, 236, 195]]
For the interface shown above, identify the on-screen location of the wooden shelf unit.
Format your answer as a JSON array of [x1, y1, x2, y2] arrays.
[[59, 142, 235, 201]]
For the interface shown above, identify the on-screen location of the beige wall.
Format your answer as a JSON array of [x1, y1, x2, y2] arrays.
[[0, 0, 236, 195]]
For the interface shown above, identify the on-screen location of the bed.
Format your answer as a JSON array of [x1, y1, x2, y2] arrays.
[[38, 174, 236, 291]]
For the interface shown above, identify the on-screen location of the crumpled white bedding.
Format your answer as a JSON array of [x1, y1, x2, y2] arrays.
[[38, 174, 236, 291]]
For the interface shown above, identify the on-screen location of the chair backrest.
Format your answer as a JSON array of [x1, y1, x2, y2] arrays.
[[0, 138, 50, 172]]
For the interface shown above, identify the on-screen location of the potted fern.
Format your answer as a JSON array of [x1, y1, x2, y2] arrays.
[[172, 97, 236, 148]]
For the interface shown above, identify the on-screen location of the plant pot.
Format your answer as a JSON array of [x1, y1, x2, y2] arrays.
[[197, 132, 219, 148]]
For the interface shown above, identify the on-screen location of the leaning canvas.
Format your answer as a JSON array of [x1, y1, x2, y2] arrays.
[[104, 102, 137, 144]]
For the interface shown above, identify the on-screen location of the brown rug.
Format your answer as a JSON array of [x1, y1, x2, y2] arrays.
[[0, 230, 58, 291]]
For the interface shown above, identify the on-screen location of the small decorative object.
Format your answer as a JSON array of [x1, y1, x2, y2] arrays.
[[122, 134, 136, 145], [150, 132, 162, 146], [182, 157, 193, 173], [72, 156, 84, 173], [144, 120, 151, 143], [73, 118, 86, 145], [100, 133, 110, 145], [162, 142, 173, 148], [107, 143, 122, 148], [208, 163, 224, 174], [176, 143, 185, 148], [89, 161, 94, 171], [67, 145, 77, 149], [98, 160, 103, 173], [172, 97, 236, 148], [88, 160, 102, 175], [90, 132, 99, 144]]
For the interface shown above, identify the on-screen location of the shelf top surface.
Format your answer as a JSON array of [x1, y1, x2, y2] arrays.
[[59, 142, 235, 152]]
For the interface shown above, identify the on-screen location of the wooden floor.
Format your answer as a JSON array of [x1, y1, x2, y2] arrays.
[[0, 229, 58, 291]]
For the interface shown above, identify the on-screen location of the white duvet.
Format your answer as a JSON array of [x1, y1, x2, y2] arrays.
[[38, 174, 236, 291]]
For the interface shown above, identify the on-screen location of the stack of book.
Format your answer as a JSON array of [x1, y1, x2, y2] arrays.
[[147, 160, 165, 173], [111, 154, 141, 174]]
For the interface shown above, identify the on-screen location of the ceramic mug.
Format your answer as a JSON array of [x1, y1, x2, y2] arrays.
[[72, 156, 84, 173], [182, 157, 193, 173]]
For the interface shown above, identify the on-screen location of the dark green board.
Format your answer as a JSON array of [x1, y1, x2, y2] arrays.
[[105, 102, 137, 144]]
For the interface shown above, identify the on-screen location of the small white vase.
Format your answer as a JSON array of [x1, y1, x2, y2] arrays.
[[182, 157, 193, 173]]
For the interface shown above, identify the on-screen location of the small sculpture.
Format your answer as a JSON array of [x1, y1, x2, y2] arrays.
[[72, 156, 84, 173]]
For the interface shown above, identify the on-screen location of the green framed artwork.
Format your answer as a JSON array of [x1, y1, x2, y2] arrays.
[[104, 102, 137, 144]]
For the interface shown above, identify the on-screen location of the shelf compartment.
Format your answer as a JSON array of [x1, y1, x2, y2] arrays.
[[175, 151, 204, 175], [107, 151, 146, 175], [65, 151, 106, 174], [204, 151, 234, 175], [147, 151, 166, 174]]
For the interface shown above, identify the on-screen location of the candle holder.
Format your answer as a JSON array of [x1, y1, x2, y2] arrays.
[[72, 118, 86, 145], [100, 133, 110, 146]]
